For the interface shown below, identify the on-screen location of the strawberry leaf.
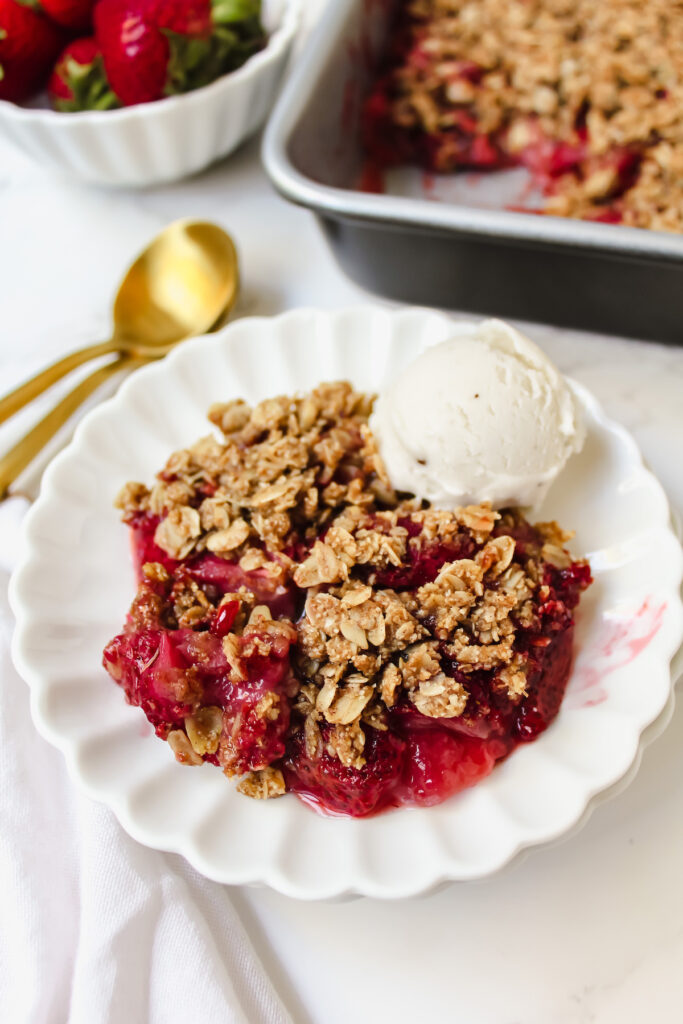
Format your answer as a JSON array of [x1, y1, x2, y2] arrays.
[[53, 53, 119, 112], [211, 0, 261, 24], [164, 22, 265, 95], [164, 31, 214, 94]]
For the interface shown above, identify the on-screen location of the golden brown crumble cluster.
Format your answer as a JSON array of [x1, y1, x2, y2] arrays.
[[117, 382, 387, 579], [116, 382, 580, 796], [386, 0, 683, 231], [291, 504, 557, 771]]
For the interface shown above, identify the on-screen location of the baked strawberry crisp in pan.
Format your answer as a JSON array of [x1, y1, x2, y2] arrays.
[[363, 0, 683, 231], [103, 382, 591, 817]]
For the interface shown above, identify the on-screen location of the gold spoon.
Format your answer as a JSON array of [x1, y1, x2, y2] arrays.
[[0, 220, 239, 497], [0, 219, 239, 426]]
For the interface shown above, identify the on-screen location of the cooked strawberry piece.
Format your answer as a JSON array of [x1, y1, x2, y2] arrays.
[[172, 629, 228, 686], [213, 626, 295, 774], [103, 629, 196, 735], [590, 208, 623, 224], [210, 599, 240, 637], [520, 135, 586, 180], [128, 514, 173, 576], [128, 514, 297, 619], [397, 727, 510, 807], [186, 554, 297, 619], [283, 728, 407, 818], [220, 685, 290, 776], [470, 133, 501, 167], [515, 628, 575, 741], [104, 619, 295, 770], [557, 561, 593, 596]]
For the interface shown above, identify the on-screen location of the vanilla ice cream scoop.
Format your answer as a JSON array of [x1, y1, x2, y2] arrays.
[[371, 319, 584, 510]]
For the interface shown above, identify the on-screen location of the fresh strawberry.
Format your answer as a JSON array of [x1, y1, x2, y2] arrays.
[[48, 37, 119, 111], [94, 0, 174, 106], [94, 0, 265, 107], [156, 0, 212, 36], [0, 0, 63, 102], [32, 0, 94, 33]]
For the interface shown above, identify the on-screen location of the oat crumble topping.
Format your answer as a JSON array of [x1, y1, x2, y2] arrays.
[[106, 381, 591, 809]]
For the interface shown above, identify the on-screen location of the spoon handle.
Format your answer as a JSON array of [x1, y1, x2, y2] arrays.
[[0, 338, 118, 427], [0, 354, 145, 499]]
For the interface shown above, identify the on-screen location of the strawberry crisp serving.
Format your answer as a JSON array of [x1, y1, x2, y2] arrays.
[[103, 376, 591, 818]]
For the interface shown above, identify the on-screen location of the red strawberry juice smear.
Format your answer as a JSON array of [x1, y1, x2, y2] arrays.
[[564, 597, 666, 710]]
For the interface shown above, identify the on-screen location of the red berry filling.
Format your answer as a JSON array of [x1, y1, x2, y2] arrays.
[[103, 548, 298, 774], [283, 727, 408, 818], [107, 504, 589, 816], [278, 624, 578, 818], [397, 728, 509, 807], [103, 628, 196, 735], [362, 72, 642, 224]]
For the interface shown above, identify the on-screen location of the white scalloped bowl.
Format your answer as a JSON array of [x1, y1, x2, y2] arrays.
[[0, 0, 300, 187], [10, 307, 683, 900]]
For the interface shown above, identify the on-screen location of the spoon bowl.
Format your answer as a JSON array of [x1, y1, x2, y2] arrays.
[[113, 221, 239, 351]]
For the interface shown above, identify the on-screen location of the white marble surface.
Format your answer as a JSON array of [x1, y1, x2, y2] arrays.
[[3, 72, 683, 1024]]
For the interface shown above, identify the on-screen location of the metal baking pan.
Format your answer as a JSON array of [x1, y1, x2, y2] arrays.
[[263, 0, 683, 343]]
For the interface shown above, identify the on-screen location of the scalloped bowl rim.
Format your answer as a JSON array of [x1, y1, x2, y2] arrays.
[[0, 0, 301, 127], [9, 306, 683, 900]]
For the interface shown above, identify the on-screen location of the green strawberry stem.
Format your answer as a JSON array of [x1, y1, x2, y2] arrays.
[[212, 0, 261, 24], [164, 1, 265, 97], [56, 54, 119, 112]]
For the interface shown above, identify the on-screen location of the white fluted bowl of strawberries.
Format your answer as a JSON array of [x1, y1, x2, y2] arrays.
[[0, 0, 300, 186]]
